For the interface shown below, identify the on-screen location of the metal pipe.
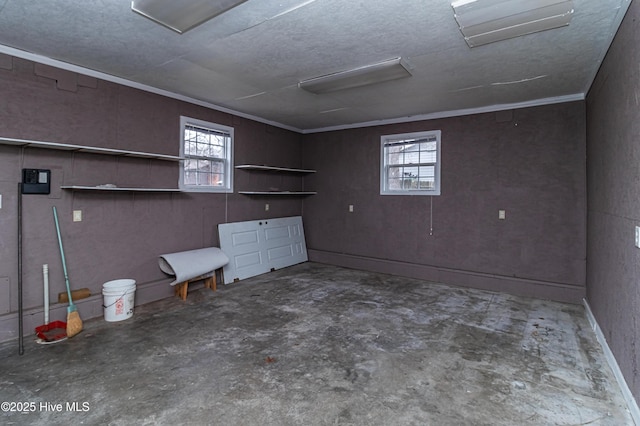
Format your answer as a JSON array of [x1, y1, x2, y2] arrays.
[[18, 183, 24, 355], [43, 264, 49, 325]]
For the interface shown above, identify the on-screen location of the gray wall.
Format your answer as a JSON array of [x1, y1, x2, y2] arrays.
[[0, 55, 304, 341], [586, 0, 640, 406], [302, 102, 587, 303]]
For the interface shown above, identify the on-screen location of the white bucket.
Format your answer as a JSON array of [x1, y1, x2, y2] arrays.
[[102, 279, 136, 322]]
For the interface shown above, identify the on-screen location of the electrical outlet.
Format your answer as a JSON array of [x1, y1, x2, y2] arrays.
[[498, 209, 506, 220], [73, 210, 82, 222], [635, 226, 640, 248], [0, 194, 2, 209], [349, 205, 354, 213], [265, 203, 270, 211]]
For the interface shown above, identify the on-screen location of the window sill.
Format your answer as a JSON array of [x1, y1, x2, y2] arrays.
[[180, 186, 233, 194], [380, 191, 441, 196]]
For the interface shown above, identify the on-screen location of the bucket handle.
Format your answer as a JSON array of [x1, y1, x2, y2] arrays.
[[102, 290, 129, 309]]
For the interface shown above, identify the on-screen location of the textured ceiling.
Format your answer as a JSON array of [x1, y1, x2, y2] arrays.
[[0, 0, 631, 132]]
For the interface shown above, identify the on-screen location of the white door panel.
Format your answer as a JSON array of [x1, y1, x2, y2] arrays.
[[218, 216, 308, 284]]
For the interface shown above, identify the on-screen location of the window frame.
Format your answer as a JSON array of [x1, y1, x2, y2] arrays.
[[380, 130, 441, 196], [179, 116, 234, 193]]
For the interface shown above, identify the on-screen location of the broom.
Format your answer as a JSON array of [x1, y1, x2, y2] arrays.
[[52, 207, 83, 338]]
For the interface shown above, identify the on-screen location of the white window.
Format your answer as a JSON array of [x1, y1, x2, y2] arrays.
[[179, 116, 233, 193], [380, 130, 441, 196]]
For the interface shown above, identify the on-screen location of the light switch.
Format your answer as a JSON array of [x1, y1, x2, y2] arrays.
[[498, 210, 506, 220], [635, 226, 640, 248], [349, 205, 354, 213], [73, 210, 82, 222]]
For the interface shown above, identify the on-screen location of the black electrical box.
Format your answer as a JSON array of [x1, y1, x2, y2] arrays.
[[22, 169, 51, 194]]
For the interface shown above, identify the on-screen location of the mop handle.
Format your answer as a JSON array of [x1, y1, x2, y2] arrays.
[[52, 207, 73, 304], [43, 264, 49, 324]]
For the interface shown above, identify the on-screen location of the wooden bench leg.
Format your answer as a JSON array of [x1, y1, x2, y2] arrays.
[[204, 276, 216, 293], [181, 282, 188, 300], [204, 269, 220, 292], [175, 281, 188, 301]]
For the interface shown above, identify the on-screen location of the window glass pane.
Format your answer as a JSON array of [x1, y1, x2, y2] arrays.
[[184, 170, 196, 185], [418, 178, 435, 189], [184, 158, 197, 171], [418, 141, 437, 163], [184, 130, 197, 156], [210, 173, 224, 186], [388, 177, 403, 190], [212, 139, 226, 158], [417, 165, 435, 179], [417, 165, 435, 189], [387, 144, 407, 166]]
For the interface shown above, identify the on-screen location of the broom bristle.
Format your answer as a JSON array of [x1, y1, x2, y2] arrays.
[[66, 310, 83, 338]]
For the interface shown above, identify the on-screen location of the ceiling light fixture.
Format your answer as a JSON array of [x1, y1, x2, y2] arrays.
[[451, 0, 574, 47], [131, 0, 249, 34], [299, 57, 412, 94]]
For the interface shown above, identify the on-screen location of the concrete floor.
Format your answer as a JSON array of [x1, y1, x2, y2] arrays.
[[0, 262, 633, 425]]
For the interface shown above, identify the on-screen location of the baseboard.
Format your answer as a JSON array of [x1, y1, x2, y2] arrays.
[[583, 299, 640, 425], [0, 278, 175, 344], [308, 249, 585, 304]]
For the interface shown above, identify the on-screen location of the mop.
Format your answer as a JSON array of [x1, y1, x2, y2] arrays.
[[52, 207, 83, 338]]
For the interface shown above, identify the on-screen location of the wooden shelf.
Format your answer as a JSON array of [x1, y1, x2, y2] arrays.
[[235, 164, 316, 196], [238, 191, 317, 196], [235, 164, 316, 173], [0, 137, 182, 161], [61, 186, 181, 192]]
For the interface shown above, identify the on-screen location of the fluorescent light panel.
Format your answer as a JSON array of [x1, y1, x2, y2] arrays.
[[452, 0, 574, 47], [299, 58, 412, 94], [131, 0, 248, 34]]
